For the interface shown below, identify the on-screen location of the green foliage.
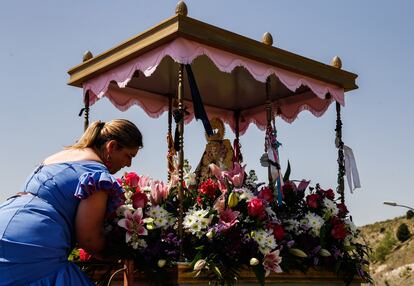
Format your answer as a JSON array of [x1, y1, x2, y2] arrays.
[[406, 210, 414, 219], [372, 231, 397, 262], [396, 223, 411, 242]]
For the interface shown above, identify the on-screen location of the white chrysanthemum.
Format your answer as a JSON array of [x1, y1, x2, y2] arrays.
[[302, 212, 325, 237], [239, 188, 255, 201], [147, 206, 174, 229], [183, 208, 212, 238], [252, 229, 277, 254], [323, 198, 339, 217], [284, 219, 300, 232]]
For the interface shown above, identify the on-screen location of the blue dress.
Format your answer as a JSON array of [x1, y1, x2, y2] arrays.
[[0, 161, 123, 286]]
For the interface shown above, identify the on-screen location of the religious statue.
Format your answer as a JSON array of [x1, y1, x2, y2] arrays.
[[195, 117, 234, 183]]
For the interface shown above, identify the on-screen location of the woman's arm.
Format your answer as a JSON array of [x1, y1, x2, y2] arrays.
[[75, 190, 108, 259]]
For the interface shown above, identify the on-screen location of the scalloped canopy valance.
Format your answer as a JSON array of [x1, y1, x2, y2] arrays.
[[68, 14, 357, 134]]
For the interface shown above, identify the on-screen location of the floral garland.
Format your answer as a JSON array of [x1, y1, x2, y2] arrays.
[[79, 160, 371, 285]]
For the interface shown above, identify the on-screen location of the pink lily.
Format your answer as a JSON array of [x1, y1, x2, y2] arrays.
[[209, 163, 224, 181], [218, 208, 240, 231], [223, 163, 246, 187], [263, 250, 283, 276], [118, 208, 148, 243], [150, 180, 169, 205], [209, 164, 228, 193]]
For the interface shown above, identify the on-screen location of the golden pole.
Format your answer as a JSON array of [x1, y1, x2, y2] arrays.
[[177, 64, 185, 260]]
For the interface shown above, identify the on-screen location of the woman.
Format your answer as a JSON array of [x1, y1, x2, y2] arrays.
[[0, 119, 143, 285]]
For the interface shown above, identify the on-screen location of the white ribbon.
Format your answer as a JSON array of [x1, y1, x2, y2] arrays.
[[344, 145, 361, 193]]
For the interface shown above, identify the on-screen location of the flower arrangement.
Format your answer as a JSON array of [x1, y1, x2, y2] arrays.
[[99, 161, 371, 285]]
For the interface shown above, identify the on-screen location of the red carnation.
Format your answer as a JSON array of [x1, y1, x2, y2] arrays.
[[247, 198, 266, 219], [337, 203, 349, 217], [258, 186, 274, 203], [271, 224, 285, 241], [124, 172, 140, 188], [306, 194, 320, 209], [330, 217, 347, 240], [132, 191, 148, 209], [199, 178, 219, 199], [324, 189, 335, 200]]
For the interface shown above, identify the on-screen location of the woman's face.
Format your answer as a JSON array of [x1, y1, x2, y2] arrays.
[[107, 142, 140, 174]]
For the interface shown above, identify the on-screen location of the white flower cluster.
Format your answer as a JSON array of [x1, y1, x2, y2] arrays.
[[147, 206, 175, 229], [323, 197, 339, 218], [252, 229, 277, 254], [238, 188, 255, 201], [131, 238, 147, 250], [284, 219, 301, 233], [344, 218, 358, 246], [183, 208, 213, 238], [301, 212, 325, 237]]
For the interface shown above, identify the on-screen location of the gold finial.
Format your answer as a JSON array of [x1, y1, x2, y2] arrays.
[[175, 1, 188, 16], [262, 32, 273, 46], [83, 51, 93, 62], [330, 56, 342, 69]]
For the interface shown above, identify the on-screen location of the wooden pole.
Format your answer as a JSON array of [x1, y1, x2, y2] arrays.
[[123, 259, 134, 286]]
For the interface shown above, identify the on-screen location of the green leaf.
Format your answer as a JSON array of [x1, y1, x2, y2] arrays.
[[283, 160, 291, 182], [252, 265, 266, 286], [213, 265, 223, 279]]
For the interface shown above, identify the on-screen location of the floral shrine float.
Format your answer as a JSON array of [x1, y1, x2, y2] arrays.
[[67, 2, 370, 285]]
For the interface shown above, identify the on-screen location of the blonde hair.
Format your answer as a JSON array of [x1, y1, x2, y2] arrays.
[[69, 119, 143, 150]]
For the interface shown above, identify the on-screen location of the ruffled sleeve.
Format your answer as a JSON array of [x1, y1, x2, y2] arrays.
[[74, 171, 125, 216], [75, 171, 123, 199]]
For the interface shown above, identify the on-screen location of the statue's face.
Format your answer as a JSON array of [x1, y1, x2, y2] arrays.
[[206, 118, 225, 141]]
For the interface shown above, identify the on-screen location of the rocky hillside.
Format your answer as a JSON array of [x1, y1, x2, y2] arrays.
[[359, 214, 414, 286]]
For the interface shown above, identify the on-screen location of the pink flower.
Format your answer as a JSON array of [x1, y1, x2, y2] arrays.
[[218, 208, 240, 231], [263, 250, 283, 276], [223, 163, 246, 187], [79, 248, 92, 261], [247, 198, 266, 219], [150, 180, 169, 205], [124, 172, 140, 188], [118, 208, 148, 243], [137, 175, 152, 189], [131, 191, 148, 209], [209, 163, 224, 181]]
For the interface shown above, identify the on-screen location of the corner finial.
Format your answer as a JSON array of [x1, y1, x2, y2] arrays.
[[330, 56, 342, 69], [83, 51, 93, 62], [262, 32, 273, 46], [175, 1, 188, 16]]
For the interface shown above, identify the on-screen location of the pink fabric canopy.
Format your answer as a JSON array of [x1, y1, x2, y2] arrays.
[[83, 38, 344, 134]]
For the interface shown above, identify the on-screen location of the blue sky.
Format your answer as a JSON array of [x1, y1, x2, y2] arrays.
[[1, 0, 413, 226]]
